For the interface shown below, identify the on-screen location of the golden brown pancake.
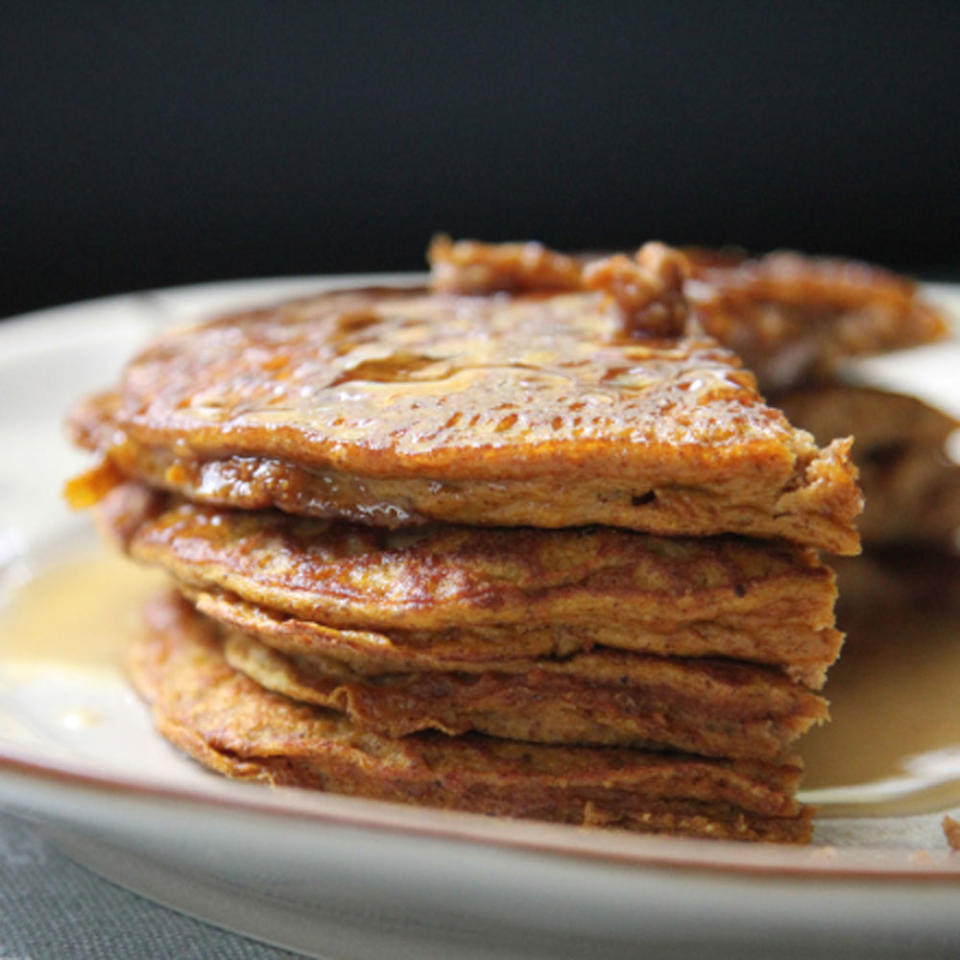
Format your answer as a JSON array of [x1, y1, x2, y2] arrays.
[[429, 235, 585, 294], [66, 248, 862, 553], [776, 385, 960, 546], [96, 483, 843, 688], [429, 237, 948, 393], [222, 629, 826, 760], [685, 248, 947, 392], [132, 592, 814, 843]]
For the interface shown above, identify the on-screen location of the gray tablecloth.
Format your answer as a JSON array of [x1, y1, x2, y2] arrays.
[[0, 813, 301, 960]]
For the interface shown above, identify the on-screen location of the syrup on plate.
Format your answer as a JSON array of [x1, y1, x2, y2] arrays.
[[801, 550, 960, 816]]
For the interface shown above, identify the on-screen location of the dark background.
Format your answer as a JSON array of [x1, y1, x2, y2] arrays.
[[2, 1, 959, 319]]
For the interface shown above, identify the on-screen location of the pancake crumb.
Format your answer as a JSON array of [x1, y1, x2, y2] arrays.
[[943, 815, 960, 851]]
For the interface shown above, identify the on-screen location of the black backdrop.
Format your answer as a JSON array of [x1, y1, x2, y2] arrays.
[[3, 1, 959, 319]]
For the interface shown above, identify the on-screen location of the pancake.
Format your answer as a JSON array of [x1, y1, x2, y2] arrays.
[[776, 385, 960, 546], [96, 483, 843, 687], [222, 630, 827, 760], [66, 244, 862, 553], [133, 592, 814, 843], [683, 248, 948, 391], [430, 237, 948, 392], [193, 586, 843, 699], [683, 249, 948, 391]]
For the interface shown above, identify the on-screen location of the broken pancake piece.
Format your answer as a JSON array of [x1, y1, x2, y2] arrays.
[[776, 385, 960, 546], [133, 592, 814, 843], [430, 237, 948, 393], [96, 483, 843, 688], [66, 251, 862, 552], [683, 248, 947, 392]]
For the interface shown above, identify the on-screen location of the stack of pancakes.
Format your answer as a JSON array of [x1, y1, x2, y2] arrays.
[[66, 239, 945, 843]]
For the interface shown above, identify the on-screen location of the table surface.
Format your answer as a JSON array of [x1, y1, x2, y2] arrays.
[[0, 813, 301, 960]]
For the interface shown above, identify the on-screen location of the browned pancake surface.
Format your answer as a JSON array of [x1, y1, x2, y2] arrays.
[[223, 630, 827, 760], [67, 265, 861, 551], [132, 592, 813, 842], [98, 483, 843, 687], [777, 385, 960, 546], [684, 249, 948, 391], [430, 237, 947, 393]]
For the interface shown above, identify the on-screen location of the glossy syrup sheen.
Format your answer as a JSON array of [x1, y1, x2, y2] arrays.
[[0, 547, 958, 820], [0, 550, 165, 673], [800, 554, 960, 816]]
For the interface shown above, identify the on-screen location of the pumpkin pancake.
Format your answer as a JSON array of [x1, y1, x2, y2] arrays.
[[221, 629, 827, 760], [132, 592, 814, 843], [429, 237, 948, 393], [66, 243, 862, 553], [776, 385, 960, 546], [683, 248, 949, 392], [96, 483, 843, 688]]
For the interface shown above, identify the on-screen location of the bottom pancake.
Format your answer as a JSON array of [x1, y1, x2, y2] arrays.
[[132, 592, 814, 843]]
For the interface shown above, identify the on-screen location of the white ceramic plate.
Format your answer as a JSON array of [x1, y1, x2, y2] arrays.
[[1, 279, 959, 960]]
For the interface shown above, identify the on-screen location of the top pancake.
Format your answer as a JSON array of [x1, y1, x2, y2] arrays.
[[67, 244, 862, 552]]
